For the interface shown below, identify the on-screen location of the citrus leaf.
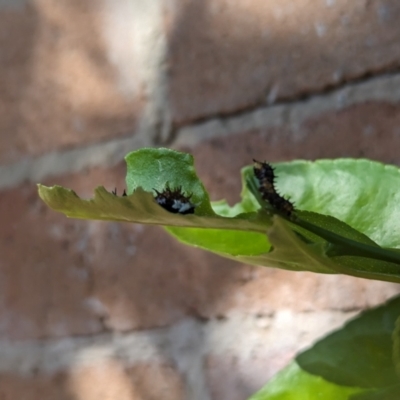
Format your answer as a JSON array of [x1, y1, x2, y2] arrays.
[[38, 149, 400, 282], [271, 159, 400, 249], [38, 148, 271, 232]]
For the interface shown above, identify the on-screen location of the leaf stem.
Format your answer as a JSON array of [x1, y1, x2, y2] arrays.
[[294, 217, 400, 266]]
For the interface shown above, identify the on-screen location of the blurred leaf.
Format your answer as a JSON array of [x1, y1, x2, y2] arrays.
[[296, 296, 400, 388], [250, 297, 400, 399], [248, 362, 363, 400], [350, 384, 400, 400], [392, 316, 400, 378]]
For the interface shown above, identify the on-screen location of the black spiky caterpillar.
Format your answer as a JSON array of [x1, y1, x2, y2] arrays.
[[154, 185, 195, 215], [253, 159, 294, 217]]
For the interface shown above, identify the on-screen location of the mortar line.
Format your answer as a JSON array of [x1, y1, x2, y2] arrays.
[[0, 134, 151, 190], [170, 64, 400, 133], [172, 71, 400, 148], [0, 310, 360, 376]]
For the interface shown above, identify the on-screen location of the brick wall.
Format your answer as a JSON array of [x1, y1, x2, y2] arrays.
[[1, 0, 400, 399]]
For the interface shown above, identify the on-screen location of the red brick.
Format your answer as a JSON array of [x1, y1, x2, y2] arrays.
[[0, 187, 100, 339], [204, 311, 360, 400], [0, 163, 127, 339], [0, 162, 250, 337], [0, 372, 71, 400], [167, 0, 400, 123], [0, 0, 143, 164], [127, 363, 185, 400], [68, 360, 185, 400], [206, 354, 275, 400], [0, 361, 185, 400], [90, 223, 252, 330]]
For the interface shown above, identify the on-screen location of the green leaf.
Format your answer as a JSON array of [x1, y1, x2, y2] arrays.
[[38, 148, 271, 232], [271, 159, 400, 249], [248, 362, 363, 400], [167, 226, 271, 257], [125, 148, 214, 216], [38, 149, 400, 282], [350, 384, 400, 400], [296, 296, 400, 389], [167, 159, 400, 281], [392, 316, 400, 378], [168, 213, 400, 281], [167, 215, 331, 273]]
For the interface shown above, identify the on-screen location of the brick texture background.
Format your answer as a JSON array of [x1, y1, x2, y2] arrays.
[[1, 0, 400, 399]]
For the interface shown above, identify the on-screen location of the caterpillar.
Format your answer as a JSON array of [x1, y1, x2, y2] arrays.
[[154, 186, 195, 215], [253, 159, 294, 217]]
